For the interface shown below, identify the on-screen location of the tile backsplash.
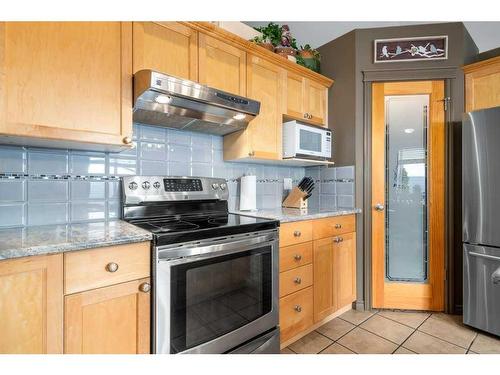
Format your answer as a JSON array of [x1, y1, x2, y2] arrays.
[[0, 124, 355, 228]]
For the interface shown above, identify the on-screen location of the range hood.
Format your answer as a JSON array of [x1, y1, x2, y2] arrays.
[[133, 70, 260, 136]]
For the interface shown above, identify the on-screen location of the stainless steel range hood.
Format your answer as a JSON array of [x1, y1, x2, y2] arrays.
[[133, 70, 260, 136]]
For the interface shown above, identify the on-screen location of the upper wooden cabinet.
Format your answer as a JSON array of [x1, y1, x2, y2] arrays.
[[0, 254, 63, 354], [132, 22, 198, 81], [284, 72, 328, 127], [224, 55, 283, 161], [0, 22, 133, 151], [464, 56, 500, 112], [198, 34, 246, 95]]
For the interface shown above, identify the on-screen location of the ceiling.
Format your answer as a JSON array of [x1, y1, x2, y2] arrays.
[[245, 21, 500, 53]]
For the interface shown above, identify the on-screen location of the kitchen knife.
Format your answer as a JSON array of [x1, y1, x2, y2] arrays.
[[297, 177, 307, 191], [304, 193, 312, 200]]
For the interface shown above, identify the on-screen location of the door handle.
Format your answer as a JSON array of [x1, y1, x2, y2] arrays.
[[374, 203, 385, 211], [493, 267, 500, 285]]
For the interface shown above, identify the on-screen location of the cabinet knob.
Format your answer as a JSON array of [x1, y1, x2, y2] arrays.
[[248, 151, 255, 157], [139, 282, 151, 293], [294, 305, 302, 313], [105, 262, 119, 273], [303, 113, 308, 119], [293, 230, 301, 237], [123, 136, 133, 145], [294, 254, 302, 261], [335, 223, 342, 229], [333, 237, 341, 243], [294, 277, 302, 284]]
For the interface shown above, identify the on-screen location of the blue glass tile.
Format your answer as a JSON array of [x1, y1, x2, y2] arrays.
[[28, 180, 68, 202], [0, 203, 25, 227], [71, 180, 106, 200], [0, 180, 25, 202], [0, 146, 26, 173], [28, 202, 68, 225], [28, 150, 68, 175]]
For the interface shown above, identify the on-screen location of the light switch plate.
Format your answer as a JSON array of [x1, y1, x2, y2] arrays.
[[283, 178, 292, 190]]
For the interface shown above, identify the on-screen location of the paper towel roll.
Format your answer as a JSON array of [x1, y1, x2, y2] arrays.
[[239, 175, 257, 211]]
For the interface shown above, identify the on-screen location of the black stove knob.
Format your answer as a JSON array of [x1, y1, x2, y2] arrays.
[[153, 181, 161, 189], [128, 182, 138, 190], [142, 181, 151, 190]]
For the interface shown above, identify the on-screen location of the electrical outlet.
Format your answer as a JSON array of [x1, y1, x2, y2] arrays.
[[283, 178, 292, 190]]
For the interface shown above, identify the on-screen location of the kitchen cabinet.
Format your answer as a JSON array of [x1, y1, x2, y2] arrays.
[[0, 22, 133, 151], [313, 237, 335, 322], [464, 56, 500, 112], [133, 22, 198, 81], [0, 254, 63, 354], [198, 33, 246, 95], [284, 72, 328, 127], [64, 277, 151, 354], [278, 215, 357, 347], [224, 55, 284, 161], [334, 232, 357, 308], [63, 242, 151, 354]]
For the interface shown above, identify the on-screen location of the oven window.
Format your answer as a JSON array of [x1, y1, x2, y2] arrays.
[[169, 246, 272, 353], [299, 129, 322, 152]]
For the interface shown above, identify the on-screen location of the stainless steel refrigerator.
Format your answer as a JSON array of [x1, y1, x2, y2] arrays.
[[463, 106, 500, 336]]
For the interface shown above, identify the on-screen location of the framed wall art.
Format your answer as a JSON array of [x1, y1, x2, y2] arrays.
[[374, 35, 448, 63]]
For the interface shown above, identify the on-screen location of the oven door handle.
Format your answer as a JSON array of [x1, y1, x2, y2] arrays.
[[158, 232, 278, 266]]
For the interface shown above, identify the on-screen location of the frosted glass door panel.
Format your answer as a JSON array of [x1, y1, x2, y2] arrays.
[[385, 95, 429, 282]]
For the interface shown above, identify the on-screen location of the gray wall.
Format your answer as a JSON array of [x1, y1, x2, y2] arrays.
[[318, 22, 479, 312]]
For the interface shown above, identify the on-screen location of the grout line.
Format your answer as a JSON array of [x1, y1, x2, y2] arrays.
[[398, 312, 433, 351], [376, 309, 431, 330], [466, 332, 478, 354], [414, 313, 475, 350]]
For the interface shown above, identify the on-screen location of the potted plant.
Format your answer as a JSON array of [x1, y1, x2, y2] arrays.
[[250, 22, 281, 51], [299, 44, 321, 72]]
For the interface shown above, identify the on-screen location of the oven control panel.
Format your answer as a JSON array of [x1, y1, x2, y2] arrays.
[[164, 178, 202, 192], [122, 176, 229, 205]]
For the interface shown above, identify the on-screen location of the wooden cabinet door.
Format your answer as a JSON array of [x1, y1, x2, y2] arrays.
[[306, 79, 328, 126], [198, 34, 246, 95], [0, 254, 63, 354], [65, 278, 150, 354], [313, 237, 335, 323], [465, 57, 500, 112], [0, 22, 132, 149], [133, 22, 198, 80], [334, 232, 356, 308], [285, 72, 306, 120]]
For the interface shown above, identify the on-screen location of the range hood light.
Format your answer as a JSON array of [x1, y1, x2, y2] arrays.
[[155, 95, 172, 104], [232, 113, 246, 120]]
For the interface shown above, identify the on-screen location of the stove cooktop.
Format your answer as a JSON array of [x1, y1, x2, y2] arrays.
[[130, 213, 279, 246]]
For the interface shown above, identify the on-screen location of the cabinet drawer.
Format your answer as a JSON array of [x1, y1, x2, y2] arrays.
[[64, 242, 150, 295], [279, 242, 313, 272], [313, 215, 355, 240], [280, 220, 312, 247], [279, 264, 313, 297], [279, 287, 313, 343]]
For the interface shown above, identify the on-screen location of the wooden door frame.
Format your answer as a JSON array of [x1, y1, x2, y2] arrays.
[[361, 68, 456, 313], [371, 80, 445, 311]]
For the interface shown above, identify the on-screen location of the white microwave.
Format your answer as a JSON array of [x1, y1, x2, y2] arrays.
[[283, 120, 332, 159]]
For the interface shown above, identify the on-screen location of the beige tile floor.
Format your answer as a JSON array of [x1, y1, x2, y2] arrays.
[[281, 309, 500, 354]]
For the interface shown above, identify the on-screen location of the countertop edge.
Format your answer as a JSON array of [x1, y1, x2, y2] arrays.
[[231, 208, 362, 223]]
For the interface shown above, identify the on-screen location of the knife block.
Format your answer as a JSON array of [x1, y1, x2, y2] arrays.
[[282, 187, 308, 209]]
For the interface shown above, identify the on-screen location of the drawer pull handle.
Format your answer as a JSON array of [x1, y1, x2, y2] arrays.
[[294, 254, 302, 261], [139, 282, 151, 293], [294, 305, 302, 313], [335, 224, 342, 229], [294, 230, 301, 237], [294, 277, 302, 284], [105, 262, 119, 273]]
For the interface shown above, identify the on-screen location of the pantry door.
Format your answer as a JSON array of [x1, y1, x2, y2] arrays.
[[371, 81, 445, 311]]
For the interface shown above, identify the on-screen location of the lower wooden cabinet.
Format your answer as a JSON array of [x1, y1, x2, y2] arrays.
[[335, 232, 357, 308], [279, 286, 314, 343], [0, 254, 63, 354], [64, 277, 151, 354], [313, 237, 335, 322]]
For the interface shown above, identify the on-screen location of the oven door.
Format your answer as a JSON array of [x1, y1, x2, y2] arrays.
[[296, 124, 331, 159], [154, 230, 279, 354]]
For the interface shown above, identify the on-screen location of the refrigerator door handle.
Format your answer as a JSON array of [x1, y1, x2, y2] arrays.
[[492, 267, 500, 285], [468, 251, 500, 262]]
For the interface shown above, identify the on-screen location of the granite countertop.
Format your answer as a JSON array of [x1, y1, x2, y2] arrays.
[[231, 207, 361, 223], [0, 220, 152, 260]]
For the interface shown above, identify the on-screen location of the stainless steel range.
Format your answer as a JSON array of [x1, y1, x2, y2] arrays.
[[122, 176, 280, 354]]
